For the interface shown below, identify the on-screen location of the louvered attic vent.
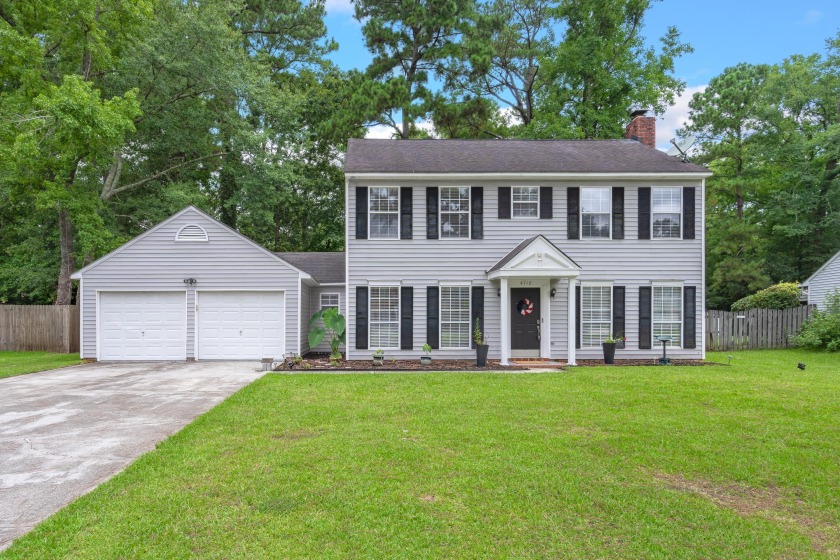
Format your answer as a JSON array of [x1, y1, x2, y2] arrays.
[[175, 224, 209, 242]]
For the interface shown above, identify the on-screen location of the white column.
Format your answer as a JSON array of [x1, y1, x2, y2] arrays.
[[500, 277, 510, 365], [567, 276, 576, 366]]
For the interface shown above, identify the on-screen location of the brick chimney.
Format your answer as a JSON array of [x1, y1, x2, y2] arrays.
[[625, 109, 656, 148]]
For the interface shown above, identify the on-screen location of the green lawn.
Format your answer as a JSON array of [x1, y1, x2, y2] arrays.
[[0, 351, 81, 379], [3, 349, 838, 559]]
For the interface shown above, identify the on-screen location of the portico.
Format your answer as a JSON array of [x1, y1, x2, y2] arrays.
[[486, 236, 581, 366]]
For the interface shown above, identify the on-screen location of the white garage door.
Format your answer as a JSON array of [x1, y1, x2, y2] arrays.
[[197, 291, 285, 360], [99, 292, 187, 361]]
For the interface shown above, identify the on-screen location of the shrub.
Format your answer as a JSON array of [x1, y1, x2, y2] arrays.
[[731, 282, 801, 311], [794, 290, 840, 351]]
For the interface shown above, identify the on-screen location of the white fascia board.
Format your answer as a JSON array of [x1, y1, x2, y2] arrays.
[[487, 269, 580, 280], [803, 250, 840, 284], [347, 171, 712, 182]]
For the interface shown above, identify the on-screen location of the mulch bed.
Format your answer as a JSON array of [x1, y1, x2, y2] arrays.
[[274, 354, 721, 371]]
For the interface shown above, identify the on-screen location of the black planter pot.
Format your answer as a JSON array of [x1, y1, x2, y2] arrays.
[[476, 344, 489, 367], [602, 342, 616, 364]]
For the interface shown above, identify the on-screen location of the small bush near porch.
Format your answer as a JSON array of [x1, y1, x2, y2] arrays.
[[3, 349, 838, 558], [0, 351, 81, 380]]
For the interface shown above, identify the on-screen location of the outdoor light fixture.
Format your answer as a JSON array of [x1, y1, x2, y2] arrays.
[[183, 278, 198, 285], [550, 288, 557, 298], [497, 289, 501, 297]]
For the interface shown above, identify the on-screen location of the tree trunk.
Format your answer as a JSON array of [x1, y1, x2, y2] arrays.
[[56, 209, 75, 305]]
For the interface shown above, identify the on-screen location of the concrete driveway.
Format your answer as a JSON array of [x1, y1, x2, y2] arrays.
[[0, 361, 263, 550]]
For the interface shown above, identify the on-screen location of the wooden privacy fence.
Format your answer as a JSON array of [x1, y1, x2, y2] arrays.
[[0, 305, 80, 353], [705, 306, 815, 351]]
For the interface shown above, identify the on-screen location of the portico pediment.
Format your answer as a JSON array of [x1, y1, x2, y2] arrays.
[[486, 235, 581, 280]]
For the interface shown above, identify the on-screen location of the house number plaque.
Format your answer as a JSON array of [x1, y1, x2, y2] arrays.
[[518, 280, 533, 286]]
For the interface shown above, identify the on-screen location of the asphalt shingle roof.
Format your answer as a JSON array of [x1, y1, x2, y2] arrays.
[[345, 138, 710, 175], [275, 252, 345, 284]]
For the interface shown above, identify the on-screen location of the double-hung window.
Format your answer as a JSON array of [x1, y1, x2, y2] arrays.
[[652, 187, 681, 238], [653, 286, 682, 347], [369, 187, 399, 239], [440, 286, 471, 348], [369, 286, 399, 348], [581, 187, 611, 238], [320, 293, 339, 311], [581, 286, 612, 347], [512, 186, 539, 218], [440, 187, 470, 238]]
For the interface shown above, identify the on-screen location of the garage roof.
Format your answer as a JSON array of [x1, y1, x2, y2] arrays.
[[275, 252, 345, 284]]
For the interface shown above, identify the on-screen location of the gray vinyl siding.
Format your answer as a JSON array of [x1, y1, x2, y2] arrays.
[[346, 181, 704, 361], [807, 252, 840, 310], [305, 286, 348, 354], [77, 208, 301, 359]]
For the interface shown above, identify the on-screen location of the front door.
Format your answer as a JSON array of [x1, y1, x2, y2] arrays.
[[511, 288, 540, 350]]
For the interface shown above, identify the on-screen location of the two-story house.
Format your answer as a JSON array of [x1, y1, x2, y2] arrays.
[[72, 114, 710, 364]]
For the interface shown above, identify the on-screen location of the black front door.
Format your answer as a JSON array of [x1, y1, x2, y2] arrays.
[[511, 288, 540, 350]]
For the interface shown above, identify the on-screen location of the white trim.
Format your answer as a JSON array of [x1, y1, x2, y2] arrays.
[[438, 281, 471, 287], [345, 177, 351, 359], [439, 284, 472, 350], [652, 284, 684, 350], [367, 186, 401, 240], [78, 278, 84, 358], [580, 284, 613, 349], [511, 186, 540, 219], [71, 206, 312, 280], [567, 278, 576, 366], [365, 280, 402, 287], [368, 285, 400, 350], [500, 278, 510, 365], [651, 186, 683, 240], [347, 172, 712, 181], [580, 186, 612, 240], [174, 224, 209, 242], [439, 186, 471, 239], [194, 289, 286, 360], [320, 292, 340, 310], [701, 177, 707, 360], [579, 280, 614, 287], [297, 277, 302, 355]]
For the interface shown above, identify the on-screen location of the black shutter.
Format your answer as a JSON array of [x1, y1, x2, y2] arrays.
[[498, 187, 511, 219], [426, 187, 438, 239], [355, 186, 368, 240], [575, 285, 581, 349], [638, 187, 651, 240], [400, 187, 413, 239], [471, 286, 485, 349], [355, 286, 368, 349], [639, 286, 652, 349], [400, 287, 413, 350], [471, 186, 483, 239], [426, 286, 439, 349], [683, 286, 697, 349], [613, 286, 626, 349], [612, 187, 624, 239], [683, 187, 696, 240], [540, 186, 553, 219], [568, 187, 580, 240]]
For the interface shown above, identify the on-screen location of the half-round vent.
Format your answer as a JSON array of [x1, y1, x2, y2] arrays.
[[175, 224, 209, 242]]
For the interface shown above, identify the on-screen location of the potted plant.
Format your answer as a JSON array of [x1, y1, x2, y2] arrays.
[[474, 318, 489, 367], [420, 343, 432, 365], [602, 334, 625, 364], [372, 349, 384, 366]]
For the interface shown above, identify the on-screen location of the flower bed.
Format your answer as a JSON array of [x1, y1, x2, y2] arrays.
[[275, 354, 526, 371]]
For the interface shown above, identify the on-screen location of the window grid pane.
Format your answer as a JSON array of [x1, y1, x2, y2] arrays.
[[652, 188, 681, 238], [512, 187, 539, 218], [370, 287, 399, 348], [581, 188, 611, 238], [320, 293, 339, 310], [653, 286, 682, 347], [441, 286, 470, 348], [369, 187, 399, 239], [582, 286, 611, 347], [440, 187, 470, 238]]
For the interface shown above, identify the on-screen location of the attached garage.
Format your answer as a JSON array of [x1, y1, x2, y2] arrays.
[[197, 291, 285, 360], [98, 292, 187, 361]]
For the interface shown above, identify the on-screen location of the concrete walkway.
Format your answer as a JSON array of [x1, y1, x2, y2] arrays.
[[0, 361, 263, 550]]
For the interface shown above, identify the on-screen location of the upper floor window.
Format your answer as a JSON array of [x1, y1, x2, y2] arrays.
[[652, 187, 681, 238], [320, 293, 339, 311], [440, 187, 470, 238], [512, 186, 539, 218], [581, 187, 611, 239], [369, 187, 399, 239]]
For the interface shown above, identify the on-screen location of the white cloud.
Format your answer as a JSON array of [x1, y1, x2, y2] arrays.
[[365, 119, 437, 139], [655, 85, 707, 151], [796, 9, 824, 26], [325, 0, 354, 15]]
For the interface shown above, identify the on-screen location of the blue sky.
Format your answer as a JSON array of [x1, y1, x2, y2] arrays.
[[322, 0, 840, 148]]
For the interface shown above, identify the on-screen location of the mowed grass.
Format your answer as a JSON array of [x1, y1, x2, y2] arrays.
[[0, 351, 81, 379], [3, 349, 838, 559]]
